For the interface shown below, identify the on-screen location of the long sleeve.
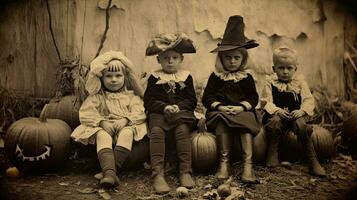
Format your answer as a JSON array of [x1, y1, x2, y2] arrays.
[[143, 75, 168, 113], [300, 79, 315, 116], [202, 73, 222, 110], [176, 75, 197, 111], [127, 95, 147, 125], [260, 81, 281, 115], [239, 74, 259, 110], [79, 95, 104, 127]]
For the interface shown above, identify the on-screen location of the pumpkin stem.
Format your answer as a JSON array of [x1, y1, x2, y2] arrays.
[[39, 104, 49, 122], [197, 118, 207, 133]]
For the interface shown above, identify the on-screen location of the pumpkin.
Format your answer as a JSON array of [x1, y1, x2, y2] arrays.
[[43, 95, 80, 129], [279, 130, 304, 162], [232, 127, 267, 164], [311, 125, 335, 160], [191, 118, 217, 172], [4, 104, 72, 171], [122, 136, 150, 170], [279, 125, 335, 162], [342, 112, 357, 157]]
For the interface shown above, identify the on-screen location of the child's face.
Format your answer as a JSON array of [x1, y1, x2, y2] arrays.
[[102, 69, 125, 92], [273, 64, 297, 82], [157, 49, 183, 74], [220, 49, 244, 72]]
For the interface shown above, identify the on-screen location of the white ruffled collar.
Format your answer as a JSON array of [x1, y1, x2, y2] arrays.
[[151, 69, 190, 84], [268, 74, 304, 93], [214, 70, 250, 82]]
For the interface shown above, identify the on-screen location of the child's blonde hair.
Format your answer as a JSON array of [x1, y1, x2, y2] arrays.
[[86, 51, 144, 97], [103, 59, 144, 97]]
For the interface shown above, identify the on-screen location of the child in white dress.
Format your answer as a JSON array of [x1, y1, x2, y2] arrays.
[[71, 51, 147, 188]]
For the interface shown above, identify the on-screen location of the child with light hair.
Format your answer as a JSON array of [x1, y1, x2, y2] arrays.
[[71, 51, 148, 188], [261, 47, 326, 177]]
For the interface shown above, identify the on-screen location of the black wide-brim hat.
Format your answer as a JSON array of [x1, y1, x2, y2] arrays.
[[210, 15, 259, 53], [146, 33, 196, 56]]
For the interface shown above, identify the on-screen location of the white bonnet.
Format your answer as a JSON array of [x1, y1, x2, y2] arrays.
[[85, 51, 134, 95]]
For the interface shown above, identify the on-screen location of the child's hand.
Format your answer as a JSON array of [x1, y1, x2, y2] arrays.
[[172, 105, 180, 113], [290, 110, 306, 120], [227, 106, 244, 115], [275, 109, 291, 120], [100, 120, 115, 135], [113, 118, 129, 131], [164, 105, 176, 114], [217, 105, 232, 115]]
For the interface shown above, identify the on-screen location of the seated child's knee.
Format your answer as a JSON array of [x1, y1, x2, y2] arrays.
[[149, 127, 165, 138], [97, 130, 112, 140], [120, 128, 134, 137], [265, 115, 283, 134], [293, 121, 312, 140]]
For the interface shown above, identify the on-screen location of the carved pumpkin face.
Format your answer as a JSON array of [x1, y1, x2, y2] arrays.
[[5, 116, 71, 171]]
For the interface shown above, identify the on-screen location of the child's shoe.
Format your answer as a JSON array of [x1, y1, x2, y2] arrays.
[[98, 148, 120, 189], [180, 173, 195, 188], [304, 138, 326, 177], [153, 175, 171, 194], [100, 169, 119, 188]]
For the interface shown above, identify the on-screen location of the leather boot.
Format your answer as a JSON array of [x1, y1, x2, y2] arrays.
[[241, 133, 257, 183], [266, 132, 280, 167], [215, 131, 231, 179], [150, 127, 171, 194], [152, 170, 171, 194], [175, 124, 195, 188], [302, 137, 326, 177], [97, 148, 120, 189], [180, 173, 195, 189]]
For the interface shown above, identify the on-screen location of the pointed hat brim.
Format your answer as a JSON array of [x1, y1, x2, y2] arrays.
[[210, 40, 259, 53]]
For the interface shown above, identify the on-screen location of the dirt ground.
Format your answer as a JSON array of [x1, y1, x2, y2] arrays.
[[1, 148, 357, 200]]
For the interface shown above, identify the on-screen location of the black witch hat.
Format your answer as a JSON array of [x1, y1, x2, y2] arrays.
[[210, 15, 259, 52]]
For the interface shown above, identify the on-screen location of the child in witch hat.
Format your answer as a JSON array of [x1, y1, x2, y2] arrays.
[[144, 33, 197, 194], [202, 15, 261, 183], [71, 51, 148, 188], [261, 47, 326, 177]]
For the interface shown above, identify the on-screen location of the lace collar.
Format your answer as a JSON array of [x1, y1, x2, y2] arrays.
[[213, 54, 251, 82], [214, 70, 251, 82], [268, 74, 304, 93], [151, 69, 190, 84]]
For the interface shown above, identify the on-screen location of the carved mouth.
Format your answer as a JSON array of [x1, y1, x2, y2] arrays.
[[15, 144, 52, 162]]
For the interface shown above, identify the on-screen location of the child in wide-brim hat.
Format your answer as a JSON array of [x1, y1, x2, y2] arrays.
[[202, 15, 260, 183], [261, 47, 326, 177], [144, 33, 197, 194]]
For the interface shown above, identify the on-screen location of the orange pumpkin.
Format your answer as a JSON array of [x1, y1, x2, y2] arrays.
[[279, 125, 335, 162], [4, 105, 72, 171], [43, 95, 80, 129], [191, 118, 217, 172], [311, 125, 335, 160]]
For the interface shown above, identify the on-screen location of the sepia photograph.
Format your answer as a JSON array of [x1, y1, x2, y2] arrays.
[[0, 0, 356, 199]]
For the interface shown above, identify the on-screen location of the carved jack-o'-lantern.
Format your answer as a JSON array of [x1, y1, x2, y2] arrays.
[[5, 104, 72, 171]]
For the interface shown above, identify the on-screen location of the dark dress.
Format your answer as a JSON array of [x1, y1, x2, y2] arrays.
[[202, 72, 260, 135], [144, 74, 197, 131]]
